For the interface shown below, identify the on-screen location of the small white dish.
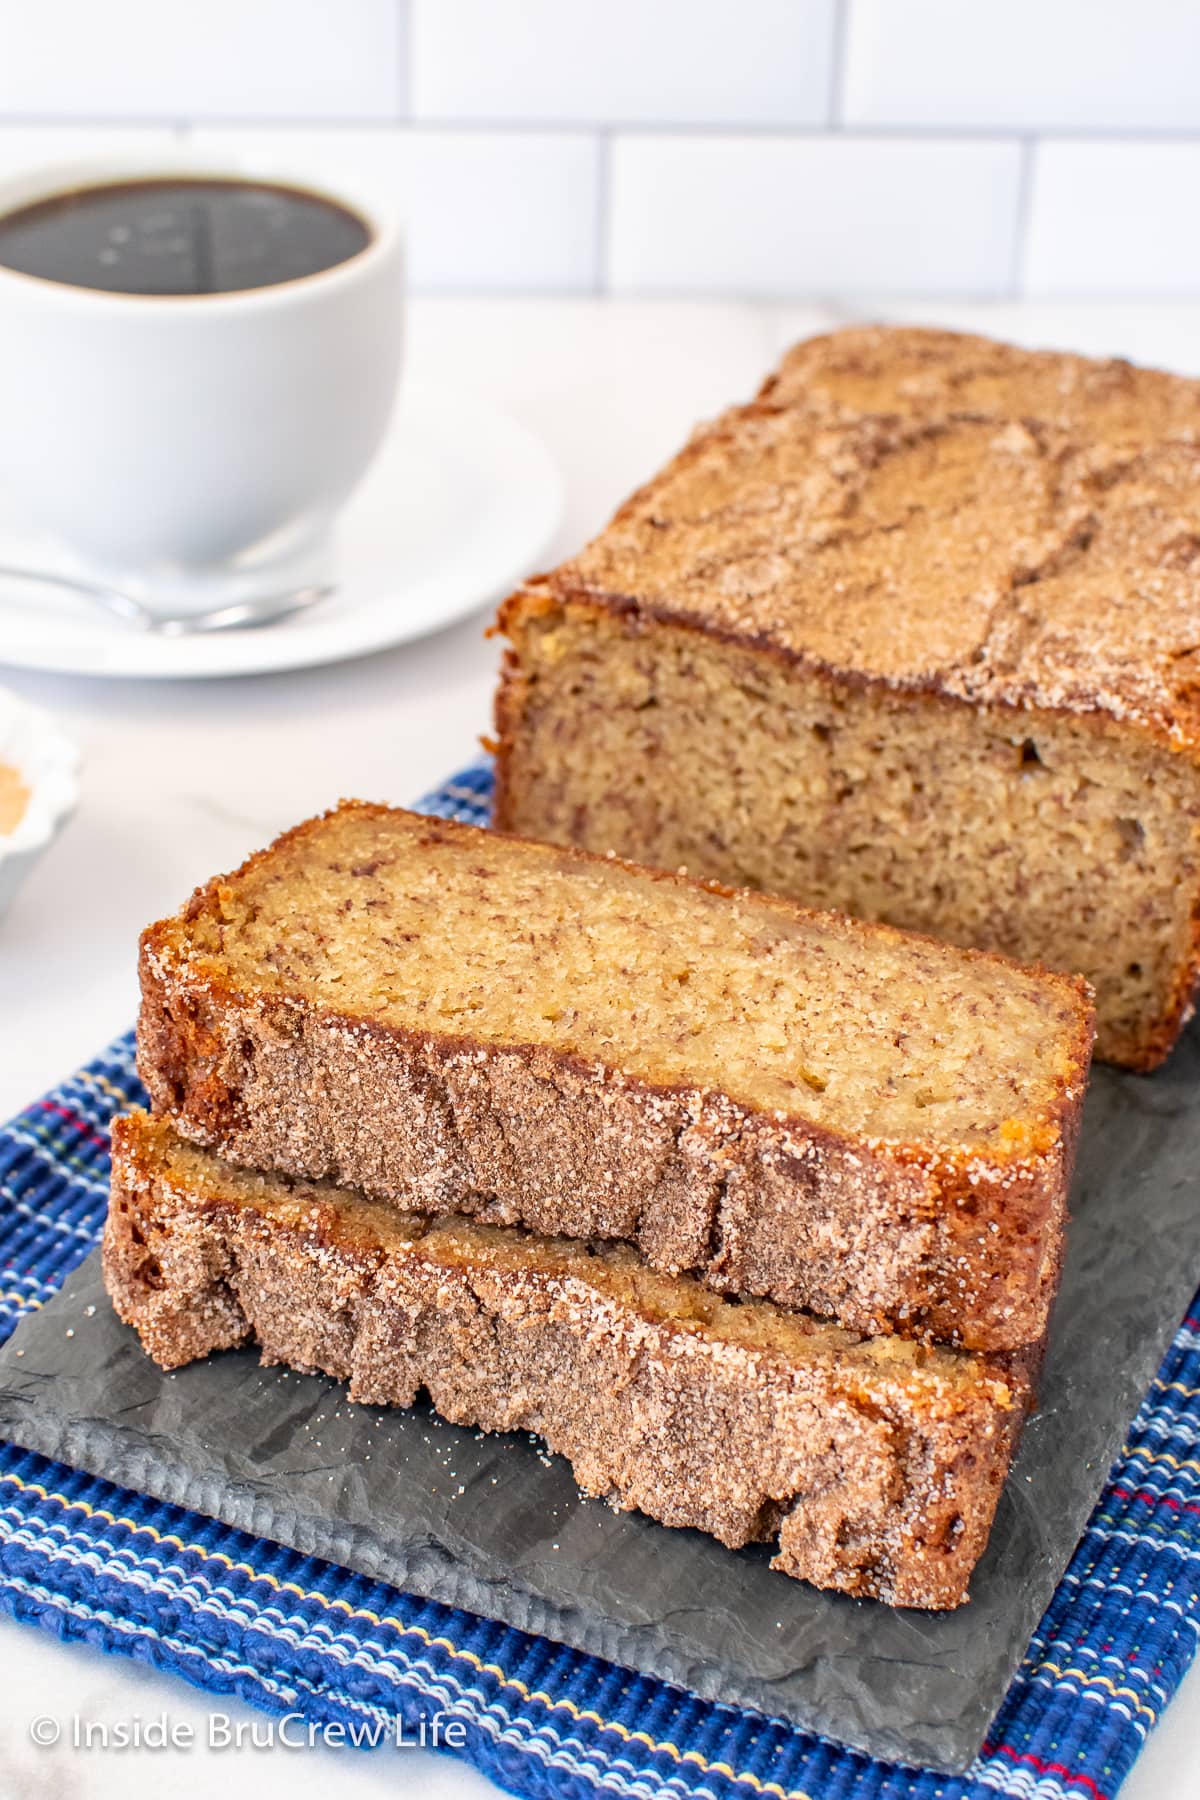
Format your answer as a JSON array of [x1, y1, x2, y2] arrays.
[[0, 688, 79, 919], [0, 380, 564, 680]]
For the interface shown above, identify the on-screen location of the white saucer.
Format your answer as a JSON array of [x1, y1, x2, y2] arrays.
[[0, 381, 564, 680]]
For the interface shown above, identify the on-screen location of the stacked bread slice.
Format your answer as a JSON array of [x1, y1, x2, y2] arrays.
[[106, 800, 1092, 1609]]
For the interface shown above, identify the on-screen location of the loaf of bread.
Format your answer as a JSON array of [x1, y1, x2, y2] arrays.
[[493, 329, 1200, 1069], [137, 800, 1091, 1351], [105, 1109, 1033, 1609]]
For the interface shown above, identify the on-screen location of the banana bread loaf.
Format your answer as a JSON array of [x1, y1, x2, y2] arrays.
[[137, 801, 1092, 1351], [493, 336, 1200, 1069], [105, 1109, 1033, 1609]]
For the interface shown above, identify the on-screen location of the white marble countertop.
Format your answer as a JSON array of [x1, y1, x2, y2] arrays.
[[1, 296, 1198, 1797]]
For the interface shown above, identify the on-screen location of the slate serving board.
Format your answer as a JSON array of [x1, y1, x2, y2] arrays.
[[0, 1028, 1197, 1774]]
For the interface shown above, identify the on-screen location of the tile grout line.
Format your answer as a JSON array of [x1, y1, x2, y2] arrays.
[[1009, 136, 1037, 301], [6, 115, 1200, 143], [827, 0, 850, 129], [395, 0, 413, 122], [593, 128, 613, 297], [405, 278, 1200, 301]]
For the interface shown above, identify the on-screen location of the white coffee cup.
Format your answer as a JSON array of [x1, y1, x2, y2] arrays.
[[0, 155, 403, 624]]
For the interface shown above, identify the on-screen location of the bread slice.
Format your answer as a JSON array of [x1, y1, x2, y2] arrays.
[[493, 344, 1200, 1070], [105, 1109, 1033, 1609], [137, 801, 1092, 1352]]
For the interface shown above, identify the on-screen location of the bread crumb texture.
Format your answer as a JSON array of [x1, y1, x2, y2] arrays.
[[152, 802, 1085, 1148]]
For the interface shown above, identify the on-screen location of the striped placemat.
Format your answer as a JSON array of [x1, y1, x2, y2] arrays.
[[0, 758, 1197, 1800]]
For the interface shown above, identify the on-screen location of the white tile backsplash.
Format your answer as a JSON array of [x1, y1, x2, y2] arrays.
[[0, 0, 404, 121], [405, 130, 599, 292], [190, 127, 599, 294], [842, 0, 1200, 131], [411, 0, 836, 126], [1025, 140, 1200, 297], [0, 0, 1198, 298], [609, 135, 1022, 297]]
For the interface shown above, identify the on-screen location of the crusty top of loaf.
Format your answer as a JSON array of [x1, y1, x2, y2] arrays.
[[758, 324, 1200, 443], [523, 372, 1200, 752]]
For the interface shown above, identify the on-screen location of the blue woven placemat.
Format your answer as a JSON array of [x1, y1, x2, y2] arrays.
[[1, 758, 1199, 1800]]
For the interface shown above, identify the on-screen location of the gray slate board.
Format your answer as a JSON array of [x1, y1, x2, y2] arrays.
[[0, 1030, 1198, 1774]]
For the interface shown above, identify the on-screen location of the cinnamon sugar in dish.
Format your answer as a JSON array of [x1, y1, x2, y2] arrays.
[[0, 762, 30, 835]]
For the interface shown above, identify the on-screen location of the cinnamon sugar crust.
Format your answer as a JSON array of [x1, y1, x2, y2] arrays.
[[104, 1110, 1032, 1610], [758, 324, 1200, 445], [135, 801, 1091, 1353], [524, 410, 1200, 752]]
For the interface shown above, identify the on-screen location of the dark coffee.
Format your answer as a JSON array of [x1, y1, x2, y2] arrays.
[[0, 176, 371, 296]]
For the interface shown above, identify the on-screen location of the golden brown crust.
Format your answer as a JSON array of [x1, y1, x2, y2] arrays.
[[756, 324, 1200, 444], [104, 1109, 1030, 1610], [136, 801, 1091, 1352], [512, 409, 1200, 757]]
